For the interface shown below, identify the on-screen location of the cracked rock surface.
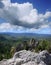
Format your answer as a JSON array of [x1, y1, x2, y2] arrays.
[[0, 50, 51, 65]]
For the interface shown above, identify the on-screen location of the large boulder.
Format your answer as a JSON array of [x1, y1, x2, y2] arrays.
[[0, 50, 51, 65], [13, 50, 51, 65]]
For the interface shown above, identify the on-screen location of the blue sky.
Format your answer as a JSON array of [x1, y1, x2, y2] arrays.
[[11, 0, 51, 13], [0, 0, 51, 34]]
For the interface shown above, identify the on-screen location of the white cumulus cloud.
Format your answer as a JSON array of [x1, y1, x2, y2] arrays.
[[0, 0, 51, 34], [0, 0, 51, 28]]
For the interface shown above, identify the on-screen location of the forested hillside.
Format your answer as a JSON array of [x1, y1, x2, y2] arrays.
[[0, 35, 51, 60]]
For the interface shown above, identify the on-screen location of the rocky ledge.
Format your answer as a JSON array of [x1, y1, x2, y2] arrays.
[[0, 50, 51, 65]]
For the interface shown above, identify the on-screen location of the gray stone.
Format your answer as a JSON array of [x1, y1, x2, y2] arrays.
[[0, 50, 51, 65]]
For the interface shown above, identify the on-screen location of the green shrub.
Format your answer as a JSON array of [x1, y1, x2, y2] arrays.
[[35, 40, 51, 52]]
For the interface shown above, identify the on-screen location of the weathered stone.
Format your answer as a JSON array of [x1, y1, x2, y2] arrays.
[[0, 50, 51, 65]]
